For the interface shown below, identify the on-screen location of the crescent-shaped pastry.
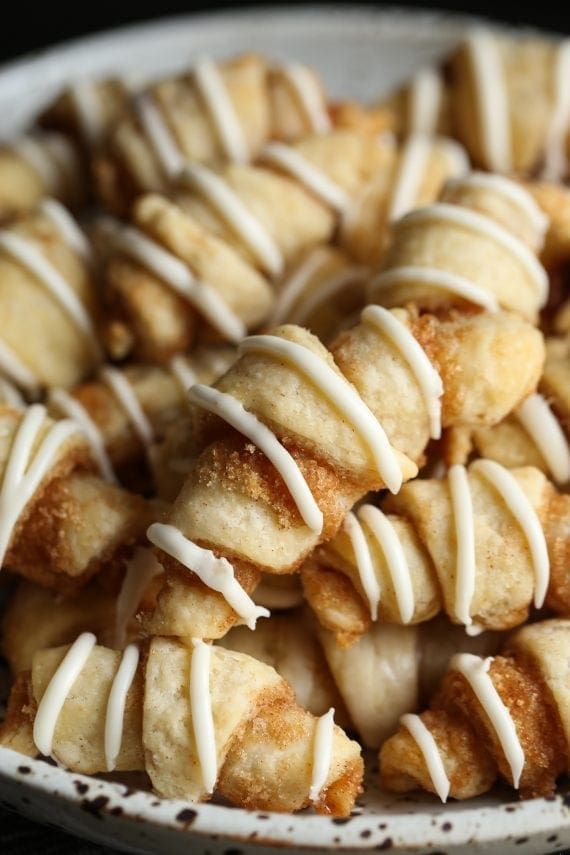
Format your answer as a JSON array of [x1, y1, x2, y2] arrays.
[[379, 618, 570, 801], [0, 635, 363, 815]]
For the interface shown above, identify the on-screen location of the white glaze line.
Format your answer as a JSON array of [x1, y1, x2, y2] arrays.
[[104, 644, 140, 772], [448, 464, 477, 629], [189, 384, 323, 533], [180, 163, 284, 277], [69, 81, 106, 145], [309, 707, 335, 803], [132, 92, 185, 179], [466, 30, 512, 173], [100, 366, 154, 451], [0, 337, 39, 393], [33, 632, 96, 758], [39, 199, 93, 264], [408, 68, 443, 135], [281, 64, 331, 134], [362, 305, 443, 439], [515, 393, 570, 485], [239, 335, 404, 493], [371, 266, 499, 312], [260, 143, 351, 214], [146, 523, 269, 630], [343, 511, 380, 620], [190, 639, 217, 794], [115, 547, 163, 648], [401, 713, 450, 803], [48, 388, 116, 484], [194, 58, 248, 163]]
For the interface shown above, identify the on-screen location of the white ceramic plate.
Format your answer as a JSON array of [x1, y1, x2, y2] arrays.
[[0, 7, 569, 853]]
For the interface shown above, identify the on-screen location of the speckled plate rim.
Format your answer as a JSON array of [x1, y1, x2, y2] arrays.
[[2, 746, 570, 852], [0, 6, 569, 853]]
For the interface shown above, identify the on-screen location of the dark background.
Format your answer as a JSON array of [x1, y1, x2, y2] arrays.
[[0, 0, 569, 65]]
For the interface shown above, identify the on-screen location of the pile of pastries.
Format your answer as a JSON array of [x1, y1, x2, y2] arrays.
[[0, 27, 569, 817]]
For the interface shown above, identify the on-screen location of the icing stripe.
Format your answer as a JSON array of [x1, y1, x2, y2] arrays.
[[115, 547, 163, 648], [189, 384, 323, 533], [362, 305, 443, 440], [169, 355, 197, 394], [239, 335, 403, 494], [0, 405, 78, 568], [0, 337, 39, 392], [132, 92, 185, 179], [452, 653, 524, 788], [357, 504, 415, 624], [100, 367, 154, 451], [389, 134, 432, 222], [471, 459, 550, 608], [371, 266, 499, 312], [260, 143, 351, 214], [443, 172, 549, 239], [194, 58, 248, 164], [515, 393, 570, 485], [270, 248, 332, 325], [146, 523, 269, 630], [180, 164, 284, 277], [49, 388, 117, 484], [542, 40, 570, 181], [400, 204, 548, 305], [401, 713, 450, 802], [0, 230, 101, 358], [288, 266, 369, 327], [0, 378, 25, 409], [39, 199, 92, 263], [448, 464, 477, 629], [33, 632, 96, 758], [281, 64, 331, 134], [408, 68, 443, 135], [10, 136, 63, 193], [98, 218, 245, 343], [69, 81, 106, 145], [190, 639, 217, 794], [104, 644, 139, 772], [343, 511, 380, 620], [466, 30, 512, 172], [309, 707, 335, 803]]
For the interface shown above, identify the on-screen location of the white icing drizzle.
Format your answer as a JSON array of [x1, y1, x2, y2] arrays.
[[10, 135, 65, 193], [260, 143, 351, 214], [389, 134, 432, 222], [309, 707, 335, 803], [371, 266, 499, 312], [400, 204, 548, 305], [0, 337, 39, 393], [343, 511, 380, 620], [146, 522, 269, 630], [408, 68, 443, 135], [39, 199, 92, 264], [443, 172, 549, 242], [98, 217, 245, 343], [270, 248, 332, 325], [357, 504, 415, 624], [193, 58, 248, 164], [451, 653, 524, 788], [471, 459, 550, 608], [169, 355, 197, 394], [48, 388, 116, 484], [189, 384, 323, 533], [239, 335, 403, 494], [69, 81, 106, 145], [361, 305, 443, 439], [542, 40, 570, 181], [281, 63, 331, 134], [104, 644, 140, 772], [0, 230, 101, 358], [401, 713, 450, 802], [466, 30, 512, 172], [180, 164, 283, 277], [448, 464, 477, 629], [100, 366, 154, 452], [438, 138, 470, 177], [190, 639, 217, 794], [288, 266, 370, 328], [33, 632, 96, 758], [515, 393, 570, 485], [0, 378, 25, 409], [115, 547, 163, 648], [0, 404, 78, 567], [132, 92, 185, 179]]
